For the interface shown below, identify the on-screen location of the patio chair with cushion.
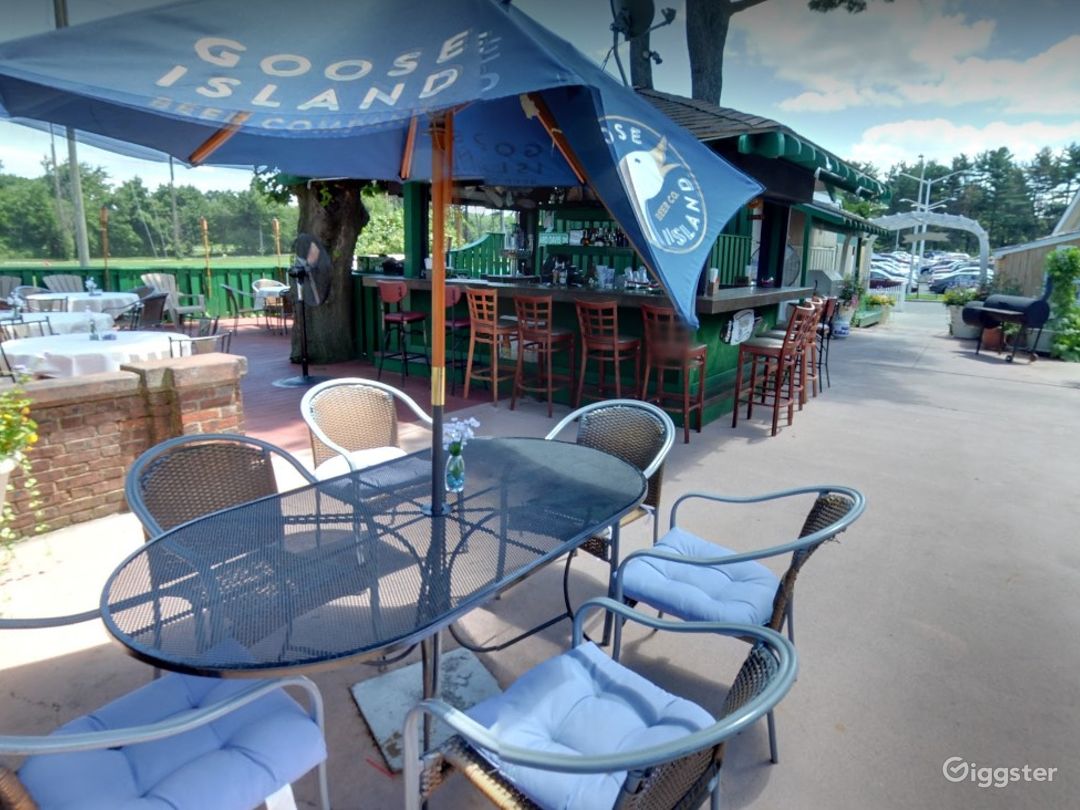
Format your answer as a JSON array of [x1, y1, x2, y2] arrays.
[[544, 399, 674, 635], [140, 272, 205, 327], [0, 611, 329, 810], [613, 484, 866, 762], [125, 433, 316, 538], [41, 274, 84, 293], [300, 377, 433, 481], [405, 598, 798, 810]]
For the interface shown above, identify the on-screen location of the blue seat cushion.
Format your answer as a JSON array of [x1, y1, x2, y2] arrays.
[[621, 527, 780, 625], [18, 672, 326, 810], [466, 641, 713, 810]]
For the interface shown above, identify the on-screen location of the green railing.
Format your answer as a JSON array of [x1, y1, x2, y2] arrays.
[[448, 233, 514, 276], [707, 234, 753, 285]]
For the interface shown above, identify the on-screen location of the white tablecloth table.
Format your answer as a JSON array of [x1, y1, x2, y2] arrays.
[[2, 330, 179, 377], [26, 291, 139, 314], [1, 311, 114, 335]]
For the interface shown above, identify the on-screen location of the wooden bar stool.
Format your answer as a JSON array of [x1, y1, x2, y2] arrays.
[[511, 294, 576, 417], [375, 279, 429, 382], [764, 297, 825, 404], [640, 302, 708, 443], [464, 287, 516, 406], [575, 299, 640, 407], [731, 303, 816, 436], [445, 285, 471, 394]]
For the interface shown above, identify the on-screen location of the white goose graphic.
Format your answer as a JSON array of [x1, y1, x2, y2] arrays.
[[617, 136, 679, 245]]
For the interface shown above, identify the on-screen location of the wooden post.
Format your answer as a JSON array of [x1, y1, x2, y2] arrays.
[[99, 205, 110, 289]]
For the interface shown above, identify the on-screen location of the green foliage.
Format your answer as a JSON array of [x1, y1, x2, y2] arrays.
[[1045, 247, 1080, 361], [838, 274, 861, 306], [355, 191, 405, 255], [0, 377, 45, 549], [942, 287, 979, 306], [865, 293, 895, 308]]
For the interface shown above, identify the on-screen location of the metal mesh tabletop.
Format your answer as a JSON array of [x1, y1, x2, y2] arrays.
[[102, 438, 646, 677]]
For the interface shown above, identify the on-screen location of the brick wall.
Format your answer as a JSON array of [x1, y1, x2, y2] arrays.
[[6, 354, 247, 534]]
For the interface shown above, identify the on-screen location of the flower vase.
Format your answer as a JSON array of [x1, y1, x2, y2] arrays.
[[445, 449, 465, 493]]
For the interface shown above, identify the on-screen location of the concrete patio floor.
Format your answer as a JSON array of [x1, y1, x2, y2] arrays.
[[2, 302, 1078, 809]]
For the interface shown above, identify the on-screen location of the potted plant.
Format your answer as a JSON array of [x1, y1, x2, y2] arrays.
[[864, 293, 895, 324], [942, 287, 981, 339]]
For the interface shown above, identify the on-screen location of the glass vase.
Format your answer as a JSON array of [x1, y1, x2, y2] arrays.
[[445, 450, 466, 493]]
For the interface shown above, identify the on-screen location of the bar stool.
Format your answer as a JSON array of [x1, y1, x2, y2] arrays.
[[817, 296, 838, 389], [764, 296, 824, 403], [731, 303, 816, 436], [445, 285, 471, 394], [511, 294, 576, 417], [464, 287, 516, 406], [575, 299, 640, 407], [640, 302, 708, 443], [376, 280, 429, 382]]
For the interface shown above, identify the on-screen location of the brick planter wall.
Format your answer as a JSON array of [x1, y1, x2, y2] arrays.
[[6, 353, 247, 535]]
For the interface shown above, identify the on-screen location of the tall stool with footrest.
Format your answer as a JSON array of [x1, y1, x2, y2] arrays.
[[464, 287, 516, 406], [575, 299, 640, 407], [640, 302, 708, 443], [376, 279, 429, 382], [511, 294, 575, 417]]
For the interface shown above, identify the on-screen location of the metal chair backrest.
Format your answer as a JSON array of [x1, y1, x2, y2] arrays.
[[576, 299, 621, 346], [170, 331, 233, 357], [376, 279, 409, 306], [137, 292, 169, 328], [129, 284, 155, 300], [25, 296, 66, 313], [42, 274, 84, 293], [546, 399, 674, 518], [300, 377, 434, 468], [195, 316, 219, 337], [125, 433, 315, 538], [0, 319, 50, 341], [13, 286, 47, 303]]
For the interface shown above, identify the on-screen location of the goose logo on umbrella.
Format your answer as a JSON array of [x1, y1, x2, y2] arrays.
[[604, 116, 707, 254]]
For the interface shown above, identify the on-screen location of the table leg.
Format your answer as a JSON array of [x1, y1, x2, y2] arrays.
[[601, 522, 621, 646], [420, 631, 442, 750]]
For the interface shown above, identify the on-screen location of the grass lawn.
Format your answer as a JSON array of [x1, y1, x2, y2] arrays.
[[907, 292, 945, 302]]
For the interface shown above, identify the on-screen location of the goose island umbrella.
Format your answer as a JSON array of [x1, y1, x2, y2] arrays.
[[0, 0, 762, 514]]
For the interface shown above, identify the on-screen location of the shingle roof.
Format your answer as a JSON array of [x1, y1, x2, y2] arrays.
[[637, 89, 793, 142]]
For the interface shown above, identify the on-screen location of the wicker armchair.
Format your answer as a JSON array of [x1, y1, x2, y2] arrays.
[[405, 598, 797, 810], [544, 400, 674, 638], [41, 274, 84, 293], [300, 377, 433, 480], [125, 433, 316, 538], [0, 607, 329, 810], [613, 485, 866, 762]]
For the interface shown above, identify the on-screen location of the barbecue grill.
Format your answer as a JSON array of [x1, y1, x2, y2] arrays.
[[961, 279, 1052, 362]]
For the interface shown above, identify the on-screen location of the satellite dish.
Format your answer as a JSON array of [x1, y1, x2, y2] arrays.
[[273, 233, 333, 388], [612, 0, 656, 39]]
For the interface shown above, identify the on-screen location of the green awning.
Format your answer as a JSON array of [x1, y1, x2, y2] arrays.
[[797, 203, 889, 237], [738, 131, 890, 201]]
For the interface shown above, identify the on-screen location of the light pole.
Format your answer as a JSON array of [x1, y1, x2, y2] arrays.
[[897, 161, 971, 294]]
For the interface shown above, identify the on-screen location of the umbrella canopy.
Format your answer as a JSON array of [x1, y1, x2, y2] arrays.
[[0, 0, 761, 326], [0, 0, 764, 514]]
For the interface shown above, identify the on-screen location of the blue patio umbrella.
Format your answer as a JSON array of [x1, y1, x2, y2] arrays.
[[0, 0, 762, 512]]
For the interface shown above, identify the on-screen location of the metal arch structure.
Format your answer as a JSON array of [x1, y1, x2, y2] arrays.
[[870, 212, 991, 284]]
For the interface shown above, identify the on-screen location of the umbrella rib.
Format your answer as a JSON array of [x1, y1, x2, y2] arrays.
[[524, 93, 588, 185], [400, 116, 419, 180], [189, 112, 252, 166]]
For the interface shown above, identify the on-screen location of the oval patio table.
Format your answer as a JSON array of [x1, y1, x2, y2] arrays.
[[2, 330, 178, 376], [26, 291, 139, 314], [0, 310, 114, 335], [101, 437, 646, 688]]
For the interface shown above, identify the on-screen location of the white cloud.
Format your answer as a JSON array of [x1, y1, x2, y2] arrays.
[[736, 0, 1078, 116], [848, 118, 1080, 168]]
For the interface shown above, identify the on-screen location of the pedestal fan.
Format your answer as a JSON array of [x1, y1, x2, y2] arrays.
[[273, 233, 335, 388]]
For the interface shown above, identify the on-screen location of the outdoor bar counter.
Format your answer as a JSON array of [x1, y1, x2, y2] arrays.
[[354, 273, 813, 425]]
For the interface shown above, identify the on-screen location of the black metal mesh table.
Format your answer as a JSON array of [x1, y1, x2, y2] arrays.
[[101, 437, 646, 678]]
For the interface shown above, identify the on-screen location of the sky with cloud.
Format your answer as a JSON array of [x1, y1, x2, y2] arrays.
[[1, 0, 1077, 191]]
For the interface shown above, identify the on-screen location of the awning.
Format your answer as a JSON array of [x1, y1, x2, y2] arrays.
[[798, 203, 889, 237], [739, 131, 889, 201]]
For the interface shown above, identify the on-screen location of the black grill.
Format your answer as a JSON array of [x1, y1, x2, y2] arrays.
[[961, 283, 1052, 362]]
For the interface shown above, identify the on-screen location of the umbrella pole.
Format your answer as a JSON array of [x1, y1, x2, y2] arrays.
[[429, 111, 452, 517]]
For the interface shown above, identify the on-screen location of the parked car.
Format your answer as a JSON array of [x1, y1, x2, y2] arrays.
[[929, 268, 993, 293]]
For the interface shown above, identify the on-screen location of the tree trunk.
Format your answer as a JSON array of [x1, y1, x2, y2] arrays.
[[686, 0, 732, 103], [629, 31, 654, 89], [291, 180, 369, 364]]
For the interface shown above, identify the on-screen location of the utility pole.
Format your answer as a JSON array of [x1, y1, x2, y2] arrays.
[[53, 0, 90, 268], [169, 157, 182, 258]]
